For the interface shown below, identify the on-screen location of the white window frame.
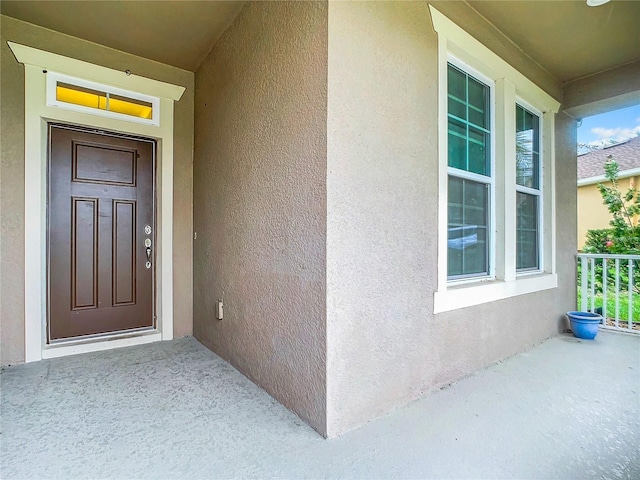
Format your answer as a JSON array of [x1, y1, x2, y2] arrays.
[[515, 100, 543, 275], [430, 6, 560, 314], [446, 58, 496, 283], [47, 72, 161, 126]]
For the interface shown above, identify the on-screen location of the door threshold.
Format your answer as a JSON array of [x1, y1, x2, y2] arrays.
[[42, 329, 161, 360]]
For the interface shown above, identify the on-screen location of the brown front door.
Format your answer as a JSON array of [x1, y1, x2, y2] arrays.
[[48, 125, 155, 341]]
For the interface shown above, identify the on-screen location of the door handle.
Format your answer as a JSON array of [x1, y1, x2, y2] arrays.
[[144, 238, 152, 269]]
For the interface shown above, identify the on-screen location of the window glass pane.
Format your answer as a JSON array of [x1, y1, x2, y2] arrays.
[[447, 65, 466, 101], [467, 78, 485, 110], [467, 78, 488, 129], [468, 106, 486, 130], [516, 192, 539, 270], [57, 83, 107, 111], [448, 176, 489, 278], [56, 82, 154, 120], [516, 105, 540, 189], [447, 63, 491, 177], [448, 176, 463, 225], [109, 94, 153, 120], [448, 97, 466, 121], [448, 118, 467, 170], [468, 126, 489, 176]]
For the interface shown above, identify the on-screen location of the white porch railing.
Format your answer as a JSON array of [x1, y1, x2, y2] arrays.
[[577, 253, 640, 334]]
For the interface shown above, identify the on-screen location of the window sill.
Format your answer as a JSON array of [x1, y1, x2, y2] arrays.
[[433, 273, 557, 314]]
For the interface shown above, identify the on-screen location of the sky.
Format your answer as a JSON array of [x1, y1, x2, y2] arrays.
[[577, 104, 640, 153]]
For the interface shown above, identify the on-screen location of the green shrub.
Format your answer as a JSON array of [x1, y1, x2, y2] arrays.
[[581, 156, 640, 295]]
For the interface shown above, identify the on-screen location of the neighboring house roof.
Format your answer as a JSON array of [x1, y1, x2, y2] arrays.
[[577, 136, 640, 182]]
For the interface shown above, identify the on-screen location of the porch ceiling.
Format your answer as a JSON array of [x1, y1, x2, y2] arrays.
[[467, 0, 640, 83], [0, 1, 246, 72], [1, 1, 639, 81]]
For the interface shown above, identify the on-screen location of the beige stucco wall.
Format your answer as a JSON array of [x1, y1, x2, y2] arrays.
[[326, 1, 576, 436], [577, 177, 638, 250], [192, 2, 328, 435], [0, 15, 194, 365]]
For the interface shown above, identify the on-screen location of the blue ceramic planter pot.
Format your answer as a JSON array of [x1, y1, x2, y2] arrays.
[[567, 311, 602, 340]]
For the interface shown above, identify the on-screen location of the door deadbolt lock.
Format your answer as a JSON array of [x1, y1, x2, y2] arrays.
[[144, 238, 152, 247], [144, 225, 152, 235]]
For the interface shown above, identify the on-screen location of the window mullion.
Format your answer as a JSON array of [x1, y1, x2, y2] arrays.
[[466, 78, 471, 173], [495, 78, 517, 281], [542, 110, 556, 274]]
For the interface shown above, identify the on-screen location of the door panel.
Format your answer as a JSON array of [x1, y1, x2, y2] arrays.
[[71, 197, 98, 310], [73, 142, 137, 186], [48, 125, 154, 341], [113, 199, 136, 306]]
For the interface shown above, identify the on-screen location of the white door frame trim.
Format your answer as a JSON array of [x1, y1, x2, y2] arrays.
[[8, 42, 185, 362]]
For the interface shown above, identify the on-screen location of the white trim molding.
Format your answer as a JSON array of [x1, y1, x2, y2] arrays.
[[8, 42, 184, 100], [434, 273, 558, 313], [430, 6, 561, 314], [8, 42, 184, 362], [42, 332, 161, 360], [429, 8, 560, 114], [578, 167, 640, 186]]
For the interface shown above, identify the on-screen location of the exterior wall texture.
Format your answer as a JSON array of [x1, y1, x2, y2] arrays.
[[192, 2, 328, 435], [326, 1, 576, 436], [0, 15, 195, 365], [3, 1, 585, 440], [577, 177, 638, 250]]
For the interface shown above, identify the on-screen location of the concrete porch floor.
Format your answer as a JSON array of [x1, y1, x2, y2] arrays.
[[1, 331, 638, 479]]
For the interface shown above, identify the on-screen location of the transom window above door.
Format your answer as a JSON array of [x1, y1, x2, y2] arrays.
[[46, 72, 160, 126]]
